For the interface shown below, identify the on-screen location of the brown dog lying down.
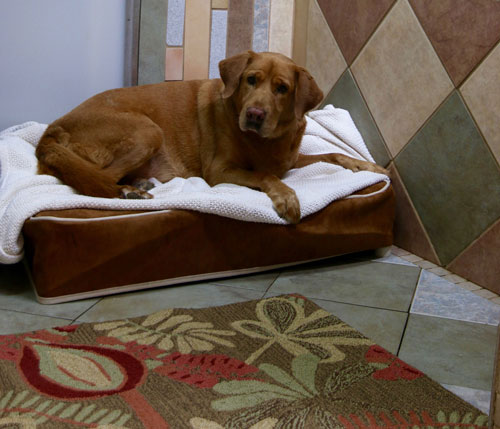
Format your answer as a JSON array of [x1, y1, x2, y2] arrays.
[[36, 51, 386, 224]]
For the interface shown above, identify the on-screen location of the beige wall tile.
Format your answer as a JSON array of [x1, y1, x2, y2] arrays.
[[461, 43, 500, 165], [306, 0, 347, 98], [165, 47, 184, 80], [269, 0, 295, 57], [184, 0, 211, 80], [212, 0, 228, 9], [351, 0, 453, 157]]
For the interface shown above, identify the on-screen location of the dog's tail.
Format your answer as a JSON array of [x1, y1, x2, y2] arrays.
[[36, 126, 121, 198]]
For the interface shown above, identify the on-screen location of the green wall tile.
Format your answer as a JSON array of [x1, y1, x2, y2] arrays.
[[322, 70, 391, 167], [138, 0, 168, 85], [395, 91, 500, 265]]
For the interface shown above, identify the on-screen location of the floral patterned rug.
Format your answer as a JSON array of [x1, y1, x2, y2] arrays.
[[0, 294, 489, 428]]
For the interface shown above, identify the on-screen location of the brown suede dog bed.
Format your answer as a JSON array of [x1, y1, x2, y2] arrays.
[[22, 182, 394, 304]]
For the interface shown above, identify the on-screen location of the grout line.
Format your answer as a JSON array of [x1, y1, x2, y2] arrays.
[[262, 271, 281, 298], [69, 298, 104, 324], [0, 307, 73, 321], [348, 0, 399, 67], [395, 267, 422, 356], [309, 296, 410, 315]]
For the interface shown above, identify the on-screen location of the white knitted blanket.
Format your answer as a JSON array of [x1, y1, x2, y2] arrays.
[[0, 105, 389, 263]]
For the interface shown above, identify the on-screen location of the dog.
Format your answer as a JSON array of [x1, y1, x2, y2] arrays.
[[36, 51, 386, 224]]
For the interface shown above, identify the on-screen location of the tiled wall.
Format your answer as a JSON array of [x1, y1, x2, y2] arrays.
[[302, 0, 500, 294], [160, 0, 294, 82], [137, 0, 500, 294]]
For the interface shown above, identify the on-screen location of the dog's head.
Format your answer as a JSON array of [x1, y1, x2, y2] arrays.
[[219, 51, 323, 139]]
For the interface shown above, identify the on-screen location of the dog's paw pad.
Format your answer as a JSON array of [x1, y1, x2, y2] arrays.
[[120, 187, 153, 200]]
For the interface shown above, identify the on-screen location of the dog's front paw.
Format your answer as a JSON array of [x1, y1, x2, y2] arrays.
[[348, 159, 388, 175], [120, 186, 153, 200], [268, 186, 301, 224]]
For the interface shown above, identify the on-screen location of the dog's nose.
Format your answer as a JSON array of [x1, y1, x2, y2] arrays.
[[246, 107, 266, 124]]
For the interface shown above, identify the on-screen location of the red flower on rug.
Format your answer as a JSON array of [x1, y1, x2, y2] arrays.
[[365, 345, 423, 381], [155, 352, 260, 388]]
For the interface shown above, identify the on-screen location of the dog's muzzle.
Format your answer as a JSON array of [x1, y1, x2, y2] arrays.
[[245, 107, 267, 131]]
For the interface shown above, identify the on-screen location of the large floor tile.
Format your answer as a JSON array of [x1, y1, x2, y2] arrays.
[[395, 91, 500, 265], [398, 314, 497, 390], [75, 283, 263, 323], [210, 271, 280, 292], [0, 309, 70, 335], [0, 263, 99, 320], [411, 269, 500, 326], [441, 384, 491, 415], [267, 260, 421, 311], [312, 298, 408, 354]]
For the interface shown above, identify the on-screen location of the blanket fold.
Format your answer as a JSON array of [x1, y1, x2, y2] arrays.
[[0, 105, 389, 263]]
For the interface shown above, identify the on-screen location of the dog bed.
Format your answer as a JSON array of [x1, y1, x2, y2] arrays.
[[0, 106, 394, 303]]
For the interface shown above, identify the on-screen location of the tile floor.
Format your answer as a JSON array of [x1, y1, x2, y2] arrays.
[[0, 246, 498, 415]]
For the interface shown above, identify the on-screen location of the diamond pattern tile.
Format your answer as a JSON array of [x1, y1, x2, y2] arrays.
[[351, 0, 453, 157], [409, 0, 500, 86], [317, 0, 395, 65], [461, 42, 500, 165], [306, 0, 347, 98], [448, 219, 500, 295], [395, 91, 500, 265], [388, 164, 440, 265], [322, 70, 391, 167]]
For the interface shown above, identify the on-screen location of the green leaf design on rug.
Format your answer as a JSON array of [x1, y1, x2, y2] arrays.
[[94, 309, 236, 354], [212, 354, 320, 411], [336, 410, 489, 428], [0, 389, 132, 427], [232, 297, 373, 364]]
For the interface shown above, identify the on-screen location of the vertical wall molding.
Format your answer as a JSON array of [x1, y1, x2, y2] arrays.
[[124, 0, 141, 86], [292, 0, 309, 66]]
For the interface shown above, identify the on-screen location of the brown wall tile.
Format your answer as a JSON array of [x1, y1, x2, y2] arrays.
[[317, 0, 395, 64], [409, 0, 500, 86], [226, 0, 254, 57], [389, 164, 440, 265], [448, 219, 500, 295], [292, 0, 310, 66]]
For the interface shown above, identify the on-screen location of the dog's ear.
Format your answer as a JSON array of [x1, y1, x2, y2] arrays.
[[294, 67, 323, 119], [219, 51, 253, 98]]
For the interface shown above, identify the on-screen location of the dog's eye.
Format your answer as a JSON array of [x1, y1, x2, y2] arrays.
[[247, 75, 256, 85], [277, 84, 288, 94]]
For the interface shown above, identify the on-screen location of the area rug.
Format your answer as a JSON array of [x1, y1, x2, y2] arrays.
[[0, 295, 489, 428]]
